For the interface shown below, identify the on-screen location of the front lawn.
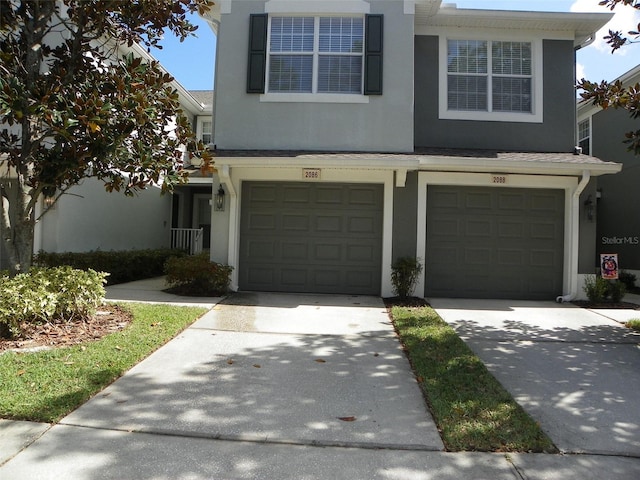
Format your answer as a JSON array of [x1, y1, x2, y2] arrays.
[[0, 303, 207, 423], [390, 304, 556, 452]]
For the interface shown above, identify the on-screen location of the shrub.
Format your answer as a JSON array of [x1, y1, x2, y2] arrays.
[[626, 319, 640, 332], [583, 275, 626, 303], [583, 275, 607, 303], [165, 253, 233, 296], [608, 280, 627, 303], [391, 256, 423, 299], [35, 248, 186, 285], [0, 267, 108, 339], [618, 270, 637, 290]]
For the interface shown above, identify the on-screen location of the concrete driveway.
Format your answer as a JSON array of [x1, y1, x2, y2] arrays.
[[429, 298, 640, 457]]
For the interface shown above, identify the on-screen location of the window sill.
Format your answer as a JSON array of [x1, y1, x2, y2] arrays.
[[439, 109, 543, 124], [260, 93, 370, 104]]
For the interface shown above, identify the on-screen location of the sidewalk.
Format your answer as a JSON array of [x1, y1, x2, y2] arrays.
[[1, 283, 640, 479]]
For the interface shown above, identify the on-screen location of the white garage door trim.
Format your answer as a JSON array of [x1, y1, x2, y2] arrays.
[[416, 171, 578, 298], [225, 166, 395, 297]]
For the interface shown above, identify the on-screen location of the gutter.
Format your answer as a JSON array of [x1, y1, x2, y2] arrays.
[[556, 169, 591, 303]]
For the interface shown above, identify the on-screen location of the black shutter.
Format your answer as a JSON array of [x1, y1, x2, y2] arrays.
[[364, 14, 383, 95], [247, 14, 268, 93]]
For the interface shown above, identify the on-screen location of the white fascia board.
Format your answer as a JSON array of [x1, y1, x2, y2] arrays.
[[215, 156, 420, 170], [265, 0, 370, 14], [417, 156, 622, 177], [422, 8, 612, 47]]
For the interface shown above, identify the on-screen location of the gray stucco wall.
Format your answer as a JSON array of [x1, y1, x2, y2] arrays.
[[414, 38, 576, 152], [213, 0, 414, 151], [592, 107, 640, 270], [39, 178, 172, 253], [392, 171, 418, 262]]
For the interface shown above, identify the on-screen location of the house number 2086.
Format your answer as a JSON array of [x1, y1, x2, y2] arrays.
[[492, 175, 507, 184]]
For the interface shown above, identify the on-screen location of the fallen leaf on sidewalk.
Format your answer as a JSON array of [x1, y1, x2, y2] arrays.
[[253, 364, 261, 368], [314, 359, 326, 363], [338, 416, 356, 422], [227, 359, 234, 365]]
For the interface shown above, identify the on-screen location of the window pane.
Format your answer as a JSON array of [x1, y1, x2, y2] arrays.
[[318, 55, 362, 93], [319, 17, 363, 53], [270, 17, 314, 53], [492, 77, 532, 112], [448, 40, 487, 74], [268, 55, 313, 92], [492, 41, 531, 76], [448, 75, 487, 111]]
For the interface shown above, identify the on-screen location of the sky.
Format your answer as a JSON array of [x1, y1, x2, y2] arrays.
[[150, 0, 640, 92]]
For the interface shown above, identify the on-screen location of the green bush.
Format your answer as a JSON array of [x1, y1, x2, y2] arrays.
[[35, 248, 186, 285], [619, 270, 637, 290], [165, 253, 233, 296], [0, 267, 108, 339], [583, 275, 626, 303], [626, 319, 640, 332], [391, 256, 423, 299]]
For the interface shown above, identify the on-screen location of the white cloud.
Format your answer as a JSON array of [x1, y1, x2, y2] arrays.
[[571, 0, 640, 55], [576, 61, 586, 81]]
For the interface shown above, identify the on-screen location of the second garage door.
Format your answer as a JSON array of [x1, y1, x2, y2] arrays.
[[426, 186, 565, 300], [239, 182, 383, 295]]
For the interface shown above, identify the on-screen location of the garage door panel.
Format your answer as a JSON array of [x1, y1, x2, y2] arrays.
[[316, 186, 344, 204], [466, 192, 492, 209], [498, 221, 525, 238], [315, 243, 342, 261], [316, 215, 342, 233], [283, 186, 311, 204], [465, 219, 492, 237], [497, 192, 526, 211], [282, 242, 308, 260], [240, 182, 382, 295], [427, 186, 564, 300], [248, 185, 278, 204], [246, 213, 277, 230], [282, 214, 310, 231]]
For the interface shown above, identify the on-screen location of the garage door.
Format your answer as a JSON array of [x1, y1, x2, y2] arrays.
[[426, 186, 564, 300], [239, 182, 383, 294]]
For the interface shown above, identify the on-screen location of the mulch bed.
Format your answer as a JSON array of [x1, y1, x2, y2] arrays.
[[0, 304, 132, 353], [571, 300, 640, 310]]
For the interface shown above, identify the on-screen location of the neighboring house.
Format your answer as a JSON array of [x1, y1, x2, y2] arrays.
[[577, 65, 640, 280], [34, 44, 215, 259], [197, 0, 621, 300]]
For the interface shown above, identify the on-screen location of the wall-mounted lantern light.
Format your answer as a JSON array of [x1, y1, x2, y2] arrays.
[[584, 194, 594, 222], [215, 185, 225, 212]]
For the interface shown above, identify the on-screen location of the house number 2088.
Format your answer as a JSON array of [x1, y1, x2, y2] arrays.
[[492, 175, 507, 184]]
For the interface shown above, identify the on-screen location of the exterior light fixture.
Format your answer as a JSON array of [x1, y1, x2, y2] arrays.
[[215, 185, 225, 212], [584, 194, 594, 222]]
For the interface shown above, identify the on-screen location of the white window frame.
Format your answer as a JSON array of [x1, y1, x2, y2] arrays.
[[196, 116, 212, 145], [438, 35, 543, 123], [577, 117, 591, 155], [261, 14, 369, 104]]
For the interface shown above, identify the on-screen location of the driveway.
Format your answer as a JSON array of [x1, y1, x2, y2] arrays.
[[1, 292, 443, 479], [429, 298, 640, 457]]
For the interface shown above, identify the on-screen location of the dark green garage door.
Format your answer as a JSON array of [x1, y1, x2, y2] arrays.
[[426, 186, 564, 300], [239, 182, 383, 294]]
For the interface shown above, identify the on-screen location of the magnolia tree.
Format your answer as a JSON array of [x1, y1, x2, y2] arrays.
[[0, 0, 214, 274], [578, 0, 640, 152]]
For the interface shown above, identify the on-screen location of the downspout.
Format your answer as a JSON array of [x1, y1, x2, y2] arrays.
[[556, 169, 590, 303], [217, 163, 238, 290]]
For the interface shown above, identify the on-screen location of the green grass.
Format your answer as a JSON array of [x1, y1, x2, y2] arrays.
[[0, 303, 207, 423], [626, 319, 640, 332], [391, 305, 556, 453]]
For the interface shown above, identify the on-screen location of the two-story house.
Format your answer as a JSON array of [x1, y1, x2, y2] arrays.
[[201, 0, 619, 300], [577, 64, 640, 282]]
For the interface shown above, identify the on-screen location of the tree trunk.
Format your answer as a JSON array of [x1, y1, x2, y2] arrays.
[[0, 179, 35, 275]]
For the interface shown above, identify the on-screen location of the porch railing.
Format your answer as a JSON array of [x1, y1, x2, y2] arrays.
[[171, 228, 203, 255]]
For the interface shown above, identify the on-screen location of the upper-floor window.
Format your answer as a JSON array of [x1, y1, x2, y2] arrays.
[[247, 13, 383, 101], [439, 37, 542, 123], [268, 16, 364, 94], [578, 118, 590, 155], [197, 117, 212, 146]]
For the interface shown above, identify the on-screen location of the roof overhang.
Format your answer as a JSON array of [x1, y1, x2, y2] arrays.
[[213, 150, 622, 178], [418, 6, 613, 47]]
